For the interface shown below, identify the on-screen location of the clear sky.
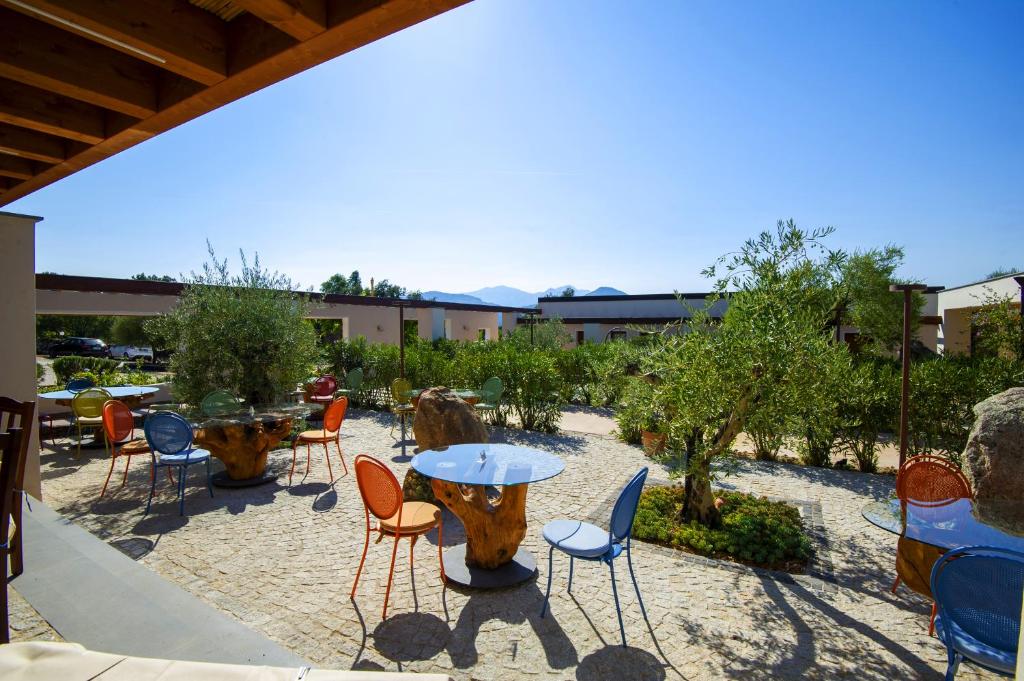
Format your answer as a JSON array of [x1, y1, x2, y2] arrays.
[[8, 0, 1023, 294]]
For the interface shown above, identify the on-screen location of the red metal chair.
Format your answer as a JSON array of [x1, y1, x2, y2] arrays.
[[290, 397, 348, 483], [350, 455, 444, 619], [891, 453, 973, 635], [100, 400, 170, 498], [307, 375, 337, 406]]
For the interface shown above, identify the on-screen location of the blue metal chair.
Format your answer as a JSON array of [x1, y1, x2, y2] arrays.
[[930, 545, 1024, 680], [541, 467, 649, 647], [143, 412, 213, 516], [66, 377, 95, 393]]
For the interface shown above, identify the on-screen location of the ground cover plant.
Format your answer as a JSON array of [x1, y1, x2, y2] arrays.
[[633, 486, 812, 570]]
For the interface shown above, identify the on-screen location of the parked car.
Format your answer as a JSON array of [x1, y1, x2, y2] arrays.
[[47, 337, 110, 358], [108, 345, 154, 362]]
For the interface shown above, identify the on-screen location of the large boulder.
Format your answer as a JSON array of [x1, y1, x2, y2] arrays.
[[963, 387, 1024, 534], [401, 387, 488, 502]]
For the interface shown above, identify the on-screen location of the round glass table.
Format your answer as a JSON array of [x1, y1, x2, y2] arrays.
[[39, 385, 160, 448], [148, 402, 314, 487], [403, 389, 482, 405], [412, 443, 565, 588], [862, 498, 1024, 551]]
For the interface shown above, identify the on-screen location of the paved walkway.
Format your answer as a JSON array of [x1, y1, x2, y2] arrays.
[[12, 409, 993, 680]]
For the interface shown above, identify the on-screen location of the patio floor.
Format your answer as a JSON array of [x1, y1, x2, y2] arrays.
[[11, 409, 996, 680]]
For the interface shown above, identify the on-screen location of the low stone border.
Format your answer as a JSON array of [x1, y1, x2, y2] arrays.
[[586, 477, 839, 594]]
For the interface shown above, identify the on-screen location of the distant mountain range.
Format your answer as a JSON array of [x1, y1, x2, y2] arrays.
[[420, 285, 627, 307]]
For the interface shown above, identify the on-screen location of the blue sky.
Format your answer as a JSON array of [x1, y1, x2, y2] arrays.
[[9, 0, 1022, 294]]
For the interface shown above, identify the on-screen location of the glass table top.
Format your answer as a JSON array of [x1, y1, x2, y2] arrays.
[[412, 443, 565, 487], [403, 389, 482, 400], [39, 385, 160, 400], [862, 497, 1024, 552], [146, 402, 313, 429]]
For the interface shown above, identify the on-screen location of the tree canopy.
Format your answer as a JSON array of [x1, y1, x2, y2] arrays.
[[320, 271, 422, 299]]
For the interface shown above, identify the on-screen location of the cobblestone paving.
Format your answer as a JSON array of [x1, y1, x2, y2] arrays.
[[14, 410, 996, 680]]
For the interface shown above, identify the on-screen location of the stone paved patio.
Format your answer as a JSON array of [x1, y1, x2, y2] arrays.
[[12, 409, 997, 679]]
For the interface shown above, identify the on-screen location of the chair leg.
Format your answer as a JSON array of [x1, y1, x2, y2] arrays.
[[145, 466, 158, 514], [121, 453, 131, 487], [436, 514, 446, 583], [10, 496, 24, 577], [289, 439, 299, 484], [945, 651, 961, 681], [206, 458, 214, 498], [568, 556, 574, 593], [76, 423, 82, 459], [626, 547, 648, 621], [100, 455, 117, 498], [306, 444, 311, 475], [410, 534, 418, 569], [178, 465, 186, 516], [335, 437, 348, 476], [890, 575, 900, 593], [608, 559, 627, 648], [541, 546, 555, 618], [323, 441, 334, 483], [929, 603, 937, 636], [382, 532, 401, 620], [351, 525, 371, 599]]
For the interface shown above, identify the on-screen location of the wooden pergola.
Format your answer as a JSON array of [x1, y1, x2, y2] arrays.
[[0, 0, 469, 205]]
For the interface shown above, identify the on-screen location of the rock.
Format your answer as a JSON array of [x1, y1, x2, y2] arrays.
[[963, 387, 1024, 535], [401, 387, 488, 503]]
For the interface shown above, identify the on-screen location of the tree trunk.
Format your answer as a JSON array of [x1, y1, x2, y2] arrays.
[[431, 479, 528, 569], [194, 417, 291, 479]]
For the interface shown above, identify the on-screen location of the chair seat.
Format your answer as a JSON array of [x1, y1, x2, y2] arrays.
[[543, 519, 613, 559], [116, 438, 150, 454], [157, 448, 211, 465], [474, 402, 497, 410], [380, 501, 441, 534], [392, 404, 415, 413], [308, 394, 334, 404], [295, 429, 338, 443], [935, 614, 1017, 675], [76, 416, 104, 425]]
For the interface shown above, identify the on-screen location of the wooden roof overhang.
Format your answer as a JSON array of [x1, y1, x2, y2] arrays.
[[0, 0, 469, 205]]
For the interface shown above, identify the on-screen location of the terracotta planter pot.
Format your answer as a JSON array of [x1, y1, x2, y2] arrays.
[[641, 430, 667, 456]]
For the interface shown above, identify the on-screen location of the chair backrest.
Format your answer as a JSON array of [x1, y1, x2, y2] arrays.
[[391, 378, 412, 405], [102, 400, 135, 444], [66, 377, 95, 392], [144, 412, 194, 456], [0, 427, 26, 552], [354, 455, 402, 521], [609, 467, 649, 542], [200, 389, 240, 416], [323, 397, 349, 433], [72, 388, 112, 418], [0, 396, 35, 493], [896, 453, 972, 504], [312, 375, 337, 397], [480, 377, 504, 403], [346, 368, 363, 390], [931, 546, 1024, 658]]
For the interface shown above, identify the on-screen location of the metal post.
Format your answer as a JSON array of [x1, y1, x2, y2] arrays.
[[399, 304, 405, 379], [890, 284, 927, 468], [1014, 276, 1024, 360]]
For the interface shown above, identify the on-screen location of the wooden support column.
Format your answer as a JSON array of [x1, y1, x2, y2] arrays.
[[891, 283, 927, 469]]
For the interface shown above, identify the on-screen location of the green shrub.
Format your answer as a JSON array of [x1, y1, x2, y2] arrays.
[[633, 486, 811, 568], [614, 378, 656, 444], [837, 358, 899, 472], [52, 355, 120, 384]]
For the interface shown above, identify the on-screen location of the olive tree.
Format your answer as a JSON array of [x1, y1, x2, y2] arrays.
[[647, 221, 846, 526], [147, 247, 318, 405]]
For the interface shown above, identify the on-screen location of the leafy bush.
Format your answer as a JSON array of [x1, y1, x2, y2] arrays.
[[614, 378, 657, 444], [633, 486, 811, 568], [52, 355, 120, 384], [147, 248, 318, 405], [837, 358, 899, 472]]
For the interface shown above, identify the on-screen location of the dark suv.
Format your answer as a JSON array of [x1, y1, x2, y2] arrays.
[[48, 337, 110, 358]]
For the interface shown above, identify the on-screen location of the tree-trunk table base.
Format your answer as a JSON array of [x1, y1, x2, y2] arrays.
[[194, 416, 293, 481], [210, 470, 280, 488], [441, 544, 537, 588]]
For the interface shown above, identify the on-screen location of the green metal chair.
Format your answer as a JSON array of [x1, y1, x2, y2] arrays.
[[390, 378, 415, 441], [71, 388, 112, 459], [474, 377, 504, 422], [200, 389, 241, 417], [335, 368, 363, 405]]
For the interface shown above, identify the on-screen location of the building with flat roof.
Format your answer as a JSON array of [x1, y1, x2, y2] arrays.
[[936, 272, 1024, 355]]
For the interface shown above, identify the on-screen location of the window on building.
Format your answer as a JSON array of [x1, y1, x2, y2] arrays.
[[478, 328, 489, 341], [576, 330, 585, 344]]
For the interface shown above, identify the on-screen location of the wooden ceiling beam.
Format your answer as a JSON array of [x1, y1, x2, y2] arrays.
[[230, 0, 326, 41], [0, 78, 113, 145], [0, 0, 472, 206], [0, 0, 228, 86], [0, 154, 46, 180], [0, 123, 74, 163], [0, 7, 168, 118]]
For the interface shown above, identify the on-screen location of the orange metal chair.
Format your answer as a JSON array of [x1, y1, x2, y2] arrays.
[[290, 397, 348, 484], [350, 455, 445, 619], [100, 400, 170, 498], [891, 453, 973, 635]]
